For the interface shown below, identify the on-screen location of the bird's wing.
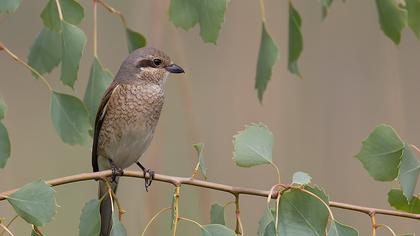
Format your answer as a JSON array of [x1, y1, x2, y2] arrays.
[[92, 82, 120, 172]]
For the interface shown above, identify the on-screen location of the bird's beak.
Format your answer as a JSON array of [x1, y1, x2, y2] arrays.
[[165, 64, 184, 74]]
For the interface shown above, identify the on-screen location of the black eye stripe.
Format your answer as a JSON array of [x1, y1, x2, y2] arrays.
[[136, 59, 163, 68], [136, 59, 154, 68]]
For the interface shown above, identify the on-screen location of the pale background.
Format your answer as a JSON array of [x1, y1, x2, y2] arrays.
[[0, 0, 419, 235]]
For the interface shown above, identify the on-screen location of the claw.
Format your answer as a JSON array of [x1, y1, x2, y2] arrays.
[[136, 161, 154, 191], [110, 164, 123, 183]]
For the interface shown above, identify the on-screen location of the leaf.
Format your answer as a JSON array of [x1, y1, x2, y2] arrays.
[[375, 0, 407, 44], [257, 207, 276, 236], [305, 185, 330, 204], [263, 221, 276, 236], [125, 28, 146, 53], [255, 23, 278, 103], [288, 2, 303, 78], [387, 189, 420, 213], [355, 124, 404, 181], [27, 28, 62, 77], [398, 144, 420, 201], [0, 0, 21, 13], [210, 203, 225, 225], [233, 123, 273, 167], [0, 96, 7, 120], [321, 0, 333, 20], [169, 0, 198, 30], [110, 212, 127, 236], [79, 199, 101, 236], [279, 188, 329, 236], [406, 0, 420, 39], [328, 220, 359, 236], [60, 22, 87, 88], [202, 224, 236, 236], [193, 143, 207, 179], [6, 180, 56, 226], [168, 0, 229, 43], [83, 57, 113, 126], [50, 91, 91, 145], [292, 171, 312, 185], [0, 122, 11, 168], [41, 0, 84, 31]]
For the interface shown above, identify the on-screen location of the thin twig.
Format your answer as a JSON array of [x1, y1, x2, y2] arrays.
[[370, 212, 377, 236], [0, 215, 18, 236], [171, 186, 181, 236], [0, 170, 419, 220], [0, 42, 53, 91], [259, 0, 267, 22], [375, 224, 397, 236], [0, 224, 13, 236], [97, 0, 127, 27], [140, 207, 171, 236], [54, 0, 64, 21]]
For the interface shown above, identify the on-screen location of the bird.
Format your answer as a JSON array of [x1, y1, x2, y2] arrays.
[[91, 47, 184, 236]]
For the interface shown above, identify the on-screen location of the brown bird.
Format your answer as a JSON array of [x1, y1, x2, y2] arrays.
[[91, 47, 184, 236]]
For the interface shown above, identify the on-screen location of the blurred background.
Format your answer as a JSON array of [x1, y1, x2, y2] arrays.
[[0, 0, 419, 235]]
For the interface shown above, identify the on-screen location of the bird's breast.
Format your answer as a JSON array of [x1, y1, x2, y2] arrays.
[[97, 83, 164, 169]]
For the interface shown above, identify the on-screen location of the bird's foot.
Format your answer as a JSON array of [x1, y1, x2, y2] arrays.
[[111, 165, 124, 183], [136, 161, 155, 192]]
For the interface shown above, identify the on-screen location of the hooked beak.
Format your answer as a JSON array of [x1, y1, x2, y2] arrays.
[[165, 64, 184, 74]]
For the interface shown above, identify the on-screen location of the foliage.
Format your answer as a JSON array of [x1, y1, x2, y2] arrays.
[[0, 0, 419, 235]]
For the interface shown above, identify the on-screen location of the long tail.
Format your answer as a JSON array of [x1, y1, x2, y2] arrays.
[[99, 177, 119, 236]]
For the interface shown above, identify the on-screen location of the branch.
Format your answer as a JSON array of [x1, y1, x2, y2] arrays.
[[0, 170, 419, 220]]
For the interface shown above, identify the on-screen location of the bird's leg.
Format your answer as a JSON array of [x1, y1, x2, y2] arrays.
[[108, 159, 123, 183], [136, 161, 155, 192]]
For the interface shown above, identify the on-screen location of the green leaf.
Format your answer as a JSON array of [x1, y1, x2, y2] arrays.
[[406, 0, 420, 39], [110, 212, 127, 236], [50, 91, 91, 145], [79, 199, 101, 236], [0, 96, 7, 120], [321, 0, 333, 20], [60, 22, 86, 88], [169, 0, 229, 43], [169, 0, 198, 30], [398, 144, 420, 201], [125, 28, 146, 53], [257, 208, 276, 236], [355, 124, 404, 181], [328, 220, 359, 236], [288, 2, 303, 78], [305, 185, 330, 204], [399, 234, 415, 236], [263, 221, 276, 236], [210, 203, 225, 225], [375, 0, 407, 44], [193, 143, 207, 179], [6, 180, 56, 226], [0, 0, 21, 13], [292, 171, 312, 185], [27, 28, 62, 77], [83, 57, 113, 126], [41, 0, 84, 31], [279, 188, 329, 236], [387, 189, 420, 213], [202, 224, 236, 236], [233, 123, 273, 167], [255, 23, 278, 103], [0, 122, 11, 168]]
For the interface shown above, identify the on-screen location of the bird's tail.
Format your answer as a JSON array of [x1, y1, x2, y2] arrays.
[[99, 177, 119, 236]]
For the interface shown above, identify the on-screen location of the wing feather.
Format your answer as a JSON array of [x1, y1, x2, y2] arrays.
[[92, 82, 120, 172]]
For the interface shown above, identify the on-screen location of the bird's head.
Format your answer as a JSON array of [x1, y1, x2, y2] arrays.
[[116, 47, 184, 85]]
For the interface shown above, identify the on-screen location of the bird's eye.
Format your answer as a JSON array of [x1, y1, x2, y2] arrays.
[[153, 58, 162, 67]]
